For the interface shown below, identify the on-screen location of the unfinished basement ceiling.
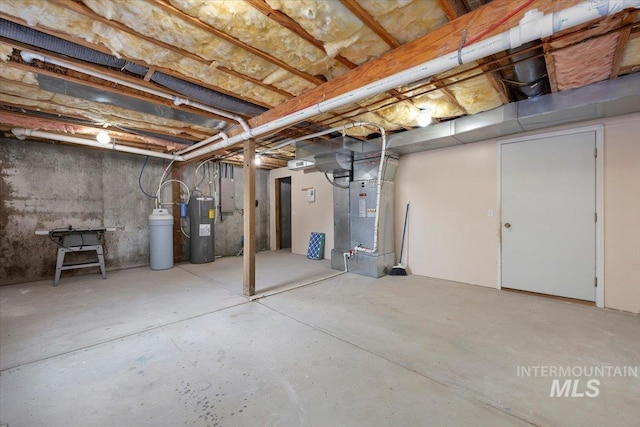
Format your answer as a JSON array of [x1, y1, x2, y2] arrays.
[[0, 0, 639, 168]]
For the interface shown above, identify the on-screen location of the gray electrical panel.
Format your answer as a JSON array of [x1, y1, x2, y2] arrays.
[[220, 178, 235, 213]]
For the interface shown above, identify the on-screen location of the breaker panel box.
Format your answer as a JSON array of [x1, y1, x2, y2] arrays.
[[221, 177, 235, 213]]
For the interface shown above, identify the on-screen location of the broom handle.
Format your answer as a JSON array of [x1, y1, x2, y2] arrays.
[[399, 203, 409, 263]]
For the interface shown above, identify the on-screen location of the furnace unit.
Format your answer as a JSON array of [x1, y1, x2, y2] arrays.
[[295, 136, 398, 278]]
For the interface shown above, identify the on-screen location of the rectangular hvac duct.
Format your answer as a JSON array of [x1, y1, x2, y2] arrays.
[[453, 103, 523, 143], [287, 159, 315, 170], [386, 121, 461, 155]]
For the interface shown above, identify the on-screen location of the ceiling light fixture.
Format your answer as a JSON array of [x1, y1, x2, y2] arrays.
[[96, 130, 111, 144], [254, 155, 261, 165], [417, 109, 432, 127]]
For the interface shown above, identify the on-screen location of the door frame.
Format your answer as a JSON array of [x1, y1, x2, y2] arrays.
[[496, 125, 604, 307], [274, 176, 292, 250]]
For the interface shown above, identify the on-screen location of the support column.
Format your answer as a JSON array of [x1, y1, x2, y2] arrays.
[[243, 138, 256, 296]]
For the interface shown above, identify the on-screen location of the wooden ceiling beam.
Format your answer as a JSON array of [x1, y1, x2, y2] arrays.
[[245, 0, 584, 133], [0, 110, 187, 151], [0, 94, 210, 143], [430, 79, 470, 115], [476, 58, 511, 104], [438, 0, 469, 21], [50, 0, 291, 100], [218, 66, 294, 99], [430, 0, 509, 106], [149, 0, 324, 86], [610, 11, 635, 79], [0, 12, 273, 110], [542, 38, 559, 92], [49, 0, 202, 63], [244, 0, 358, 69], [0, 40, 239, 124], [339, 0, 400, 49]]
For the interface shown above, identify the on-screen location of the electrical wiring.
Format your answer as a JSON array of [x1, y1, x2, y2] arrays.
[[156, 179, 190, 207], [138, 156, 158, 199], [155, 159, 175, 209], [464, 0, 535, 47]]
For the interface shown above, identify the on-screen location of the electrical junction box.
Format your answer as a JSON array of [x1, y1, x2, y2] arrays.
[[221, 177, 235, 213]]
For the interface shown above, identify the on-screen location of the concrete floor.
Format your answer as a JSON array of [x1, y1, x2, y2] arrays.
[[1, 250, 638, 427]]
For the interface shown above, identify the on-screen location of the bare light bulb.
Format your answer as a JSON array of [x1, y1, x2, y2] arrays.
[[254, 155, 261, 165], [417, 109, 432, 127], [96, 130, 111, 144]]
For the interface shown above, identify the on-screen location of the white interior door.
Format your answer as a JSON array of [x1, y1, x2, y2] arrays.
[[501, 131, 596, 301]]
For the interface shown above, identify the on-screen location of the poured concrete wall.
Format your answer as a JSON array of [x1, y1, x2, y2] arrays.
[[0, 138, 269, 285]]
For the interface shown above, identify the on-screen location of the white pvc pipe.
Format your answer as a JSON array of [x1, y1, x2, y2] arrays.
[[156, 178, 190, 206], [354, 127, 387, 254], [11, 128, 182, 160], [182, 0, 639, 158], [19, 52, 249, 140], [15, 1, 638, 161], [174, 132, 227, 155]]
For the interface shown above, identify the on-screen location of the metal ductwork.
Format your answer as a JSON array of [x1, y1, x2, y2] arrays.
[[372, 72, 640, 155], [150, 72, 266, 117], [294, 135, 357, 173], [0, 18, 125, 68], [0, 18, 267, 117], [507, 41, 549, 98], [313, 151, 352, 173], [37, 74, 227, 129]]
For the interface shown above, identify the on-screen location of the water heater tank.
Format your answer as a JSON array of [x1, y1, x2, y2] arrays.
[[148, 208, 173, 270], [189, 195, 215, 263]]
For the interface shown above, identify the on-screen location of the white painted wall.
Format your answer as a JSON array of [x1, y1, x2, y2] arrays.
[[265, 114, 638, 313], [395, 141, 498, 287], [269, 168, 334, 260], [395, 112, 640, 313]]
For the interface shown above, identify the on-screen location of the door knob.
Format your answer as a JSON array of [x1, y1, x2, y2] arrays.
[[504, 223, 511, 229]]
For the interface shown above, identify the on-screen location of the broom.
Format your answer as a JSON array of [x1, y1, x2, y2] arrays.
[[390, 202, 409, 276]]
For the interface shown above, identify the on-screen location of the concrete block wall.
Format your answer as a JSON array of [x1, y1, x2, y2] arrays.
[[0, 138, 269, 285]]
